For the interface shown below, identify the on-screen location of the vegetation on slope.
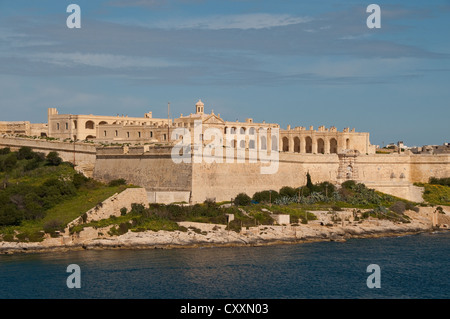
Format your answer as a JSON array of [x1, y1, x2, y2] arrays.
[[0, 147, 128, 242]]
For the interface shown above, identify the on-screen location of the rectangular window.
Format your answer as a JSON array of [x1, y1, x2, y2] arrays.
[[127, 132, 130, 138], [65, 123, 68, 130], [104, 131, 107, 137], [56, 123, 60, 130], [115, 130, 118, 137], [138, 132, 141, 138]]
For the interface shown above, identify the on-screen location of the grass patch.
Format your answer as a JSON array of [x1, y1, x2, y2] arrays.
[[419, 183, 450, 206]]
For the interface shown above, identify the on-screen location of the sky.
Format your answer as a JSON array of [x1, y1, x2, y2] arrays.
[[0, 0, 449, 147]]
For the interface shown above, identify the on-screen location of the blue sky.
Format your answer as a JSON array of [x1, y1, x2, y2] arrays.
[[0, 0, 449, 147]]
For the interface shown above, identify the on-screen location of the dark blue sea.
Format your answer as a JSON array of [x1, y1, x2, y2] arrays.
[[0, 231, 449, 299]]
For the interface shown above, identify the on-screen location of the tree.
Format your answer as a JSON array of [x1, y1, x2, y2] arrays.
[[234, 193, 251, 206], [306, 172, 313, 191], [46, 152, 62, 166], [252, 190, 279, 204], [2, 153, 18, 172], [279, 186, 297, 198], [0, 204, 23, 226], [17, 147, 35, 160]]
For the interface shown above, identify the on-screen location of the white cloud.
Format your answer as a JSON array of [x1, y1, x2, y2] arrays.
[[158, 13, 312, 30], [28, 52, 176, 69]]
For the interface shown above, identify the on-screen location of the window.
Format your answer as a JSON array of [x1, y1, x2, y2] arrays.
[[85, 121, 95, 130], [127, 132, 130, 138], [65, 122, 68, 130], [138, 132, 141, 138], [56, 123, 60, 130], [103, 130, 107, 137], [115, 130, 118, 137]]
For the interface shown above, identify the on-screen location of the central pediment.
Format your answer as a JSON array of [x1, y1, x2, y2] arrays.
[[202, 114, 225, 125]]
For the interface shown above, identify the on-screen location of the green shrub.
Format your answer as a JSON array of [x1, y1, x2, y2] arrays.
[[73, 172, 89, 188], [429, 177, 450, 187], [389, 201, 406, 214], [46, 152, 62, 166], [108, 178, 127, 187], [234, 193, 251, 206], [120, 207, 128, 216], [279, 186, 298, 198], [17, 147, 35, 160], [0, 204, 23, 226], [252, 190, 279, 203], [341, 180, 357, 190], [43, 219, 65, 237], [0, 147, 10, 155], [2, 153, 18, 171]]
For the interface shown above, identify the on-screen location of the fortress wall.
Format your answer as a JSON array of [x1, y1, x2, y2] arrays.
[[93, 148, 192, 194], [191, 152, 339, 203], [355, 154, 450, 183], [355, 154, 412, 182], [0, 136, 96, 171], [408, 154, 450, 182]]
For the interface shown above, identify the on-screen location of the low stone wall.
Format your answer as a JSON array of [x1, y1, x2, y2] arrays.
[[66, 187, 148, 229], [147, 191, 191, 204]]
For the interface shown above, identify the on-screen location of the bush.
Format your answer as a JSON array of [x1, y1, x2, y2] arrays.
[[46, 152, 62, 166], [1, 153, 18, 172], [43, 219, 65, 237], [389, 201, 406, 215], [17, 147, 35, 160], [234, 193, 251, 206], [429, 177, 450, 187], [0, 204, 23, 226], [0, 147, 10, 155], [341, 180, 357, 190], [252, 190, 280, 204], [120, 207, 128, 216], [73, 172, 89, 188], [131, 203, 146, 215], [24, 158, 41, 171], [279, 186, 298, 198], [108, 178, 127, 187]]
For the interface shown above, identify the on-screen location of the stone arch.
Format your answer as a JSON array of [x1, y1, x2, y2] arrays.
[[98, 121, 108, 125], [85, 121, 95, 130], [271, 135, 278, 151], [85, 135, 95, 140], [294, 137, 300, 153], [73, 120, 77, 129], [330, 138, 338, 154], [260, 136, 267, 150], [239, 140, 245, 149], [305, 136, 312, 153], [317, 138, 325, 154], [240, 127, 246, 135], [346, 138, 351, 150], [282, 136, 289, 152], [249, 127, 256, 135]]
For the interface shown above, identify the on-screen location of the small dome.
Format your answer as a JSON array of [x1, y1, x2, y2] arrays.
[[196, 99, 204, 106]]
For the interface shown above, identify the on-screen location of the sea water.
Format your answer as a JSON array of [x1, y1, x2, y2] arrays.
[[0, 231, 448, 299]]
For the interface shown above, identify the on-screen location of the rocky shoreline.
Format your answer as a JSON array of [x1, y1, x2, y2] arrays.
[[1, 209, 446, 255]]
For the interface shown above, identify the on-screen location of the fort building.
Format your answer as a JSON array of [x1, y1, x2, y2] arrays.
[[42, 100, 375, 156], [1, 100, 448, 204]]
